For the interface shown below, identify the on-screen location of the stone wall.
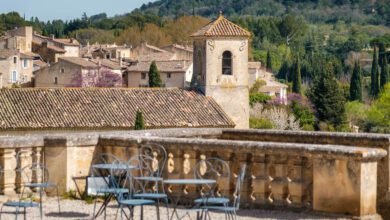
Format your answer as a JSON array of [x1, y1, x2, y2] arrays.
[[0, 128, 388, 219]]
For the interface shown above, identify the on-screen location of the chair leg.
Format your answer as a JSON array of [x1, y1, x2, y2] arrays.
[[164, 198, 170, 220], [56, 186, 61, 213], [15, 207, 19, 220], [92, 197, 97, 220], [156, 200, 160, 220], [39, 188, 43, 220], [23, 207, 26, 220], [141, 205, 144, 220]]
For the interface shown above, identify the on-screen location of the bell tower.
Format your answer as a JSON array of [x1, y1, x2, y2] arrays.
[[191, 14, 251, 128]]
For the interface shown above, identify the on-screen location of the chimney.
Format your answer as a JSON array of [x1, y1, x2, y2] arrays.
[[51, 34, 55, 40], [87, 41, 90, 54]]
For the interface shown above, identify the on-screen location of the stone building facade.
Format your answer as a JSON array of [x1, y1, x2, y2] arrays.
[[191, 15, 251, 129]]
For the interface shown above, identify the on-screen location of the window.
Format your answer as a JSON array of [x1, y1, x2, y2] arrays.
[[141, 73, 146, 80], [11, 71, 18, 83], [167, 73, 171, 79], [60, 68, 65, 73], [23, 59, 28, 68], [222, 51, 233, 75], [54, 77, 58, 85], [13, 56, 17, 64]]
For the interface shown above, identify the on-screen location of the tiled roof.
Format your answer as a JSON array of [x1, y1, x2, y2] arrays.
[[59, 57, 99, 69], [137, 52, 176, 62], [128, 60, 192, 73], [191, 15, 251, 38], [91, 59, 122, 70], [0, 88, 234, 130], [52, 38, 80, 46], [47, 45, 66, 53], [33, 60, 48, 68], [0, 49, 18, 59]]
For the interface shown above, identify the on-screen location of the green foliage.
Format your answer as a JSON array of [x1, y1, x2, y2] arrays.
[[249, 93, 271, 106], [308, 68, 347, 129], [290, 101, 315, 130], [371, 46, 380, 97], [367, 83, 390, 133], [380, 48, 389, 90], [249, 79, 266, 93], [134, 110, 145, 130], [70, 28, 115, 45], [148, 61, 162, 88], [291, 56, 302, 94], [345, 101, 369, 127], [266, 50, 272, 72], [349, 61, 363, 102], [249, 117, 274, 129]]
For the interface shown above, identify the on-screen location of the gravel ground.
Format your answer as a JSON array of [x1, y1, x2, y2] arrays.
[[0, 198, 349, 220]]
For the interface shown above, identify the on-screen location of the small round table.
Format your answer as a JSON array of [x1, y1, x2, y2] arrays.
[[163, 179, 216, 220]]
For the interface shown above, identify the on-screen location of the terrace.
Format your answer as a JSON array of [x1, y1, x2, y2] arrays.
[[0, 128, 389, 219]]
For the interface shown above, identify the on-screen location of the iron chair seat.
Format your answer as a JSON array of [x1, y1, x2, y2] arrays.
[[119, 199, 156, 206], [25, 182, 55, 188], [133, 193, 167, 199], [3, 201, 39, 208], [133, 177, 163, 181], [96, 188, 129, 194], [202, 206, 237, 212], [194, 197, 230, 205]]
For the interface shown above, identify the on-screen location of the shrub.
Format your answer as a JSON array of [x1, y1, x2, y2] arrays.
[[249, 93, 271, 106], [250, 117, 274, 129]]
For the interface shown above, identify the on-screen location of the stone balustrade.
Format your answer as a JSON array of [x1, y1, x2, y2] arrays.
[[0, 128, 388, 219]]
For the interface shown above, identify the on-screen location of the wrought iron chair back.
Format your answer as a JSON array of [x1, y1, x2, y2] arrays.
[[127, 154, 161, 196], [139, 143, 167, 178], [232, 164, 246, 210], [194, 157, 231, 197]]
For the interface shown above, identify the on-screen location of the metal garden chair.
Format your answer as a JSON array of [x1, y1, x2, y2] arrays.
[[116, 154, 156, 220], [0, 164, 43, 220], [90, 153, 130, 220], [204, 164, 247, 220], [132, 144, 169, 220]]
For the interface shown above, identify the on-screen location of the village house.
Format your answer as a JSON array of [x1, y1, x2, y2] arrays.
[[127, 60, 192, 88], [32, 33, 80, 63], [0, 49, 35, 88], [80, 43, 132, 60], [162, 44, 193, 60], [34, 57, 122, 88], [0, 27, 37, 87]]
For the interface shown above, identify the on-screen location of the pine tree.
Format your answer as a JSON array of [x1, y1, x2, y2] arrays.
[[134, 110, 145, 130], [380, 55, 389, 90], [371, 46, 380, 97], [292, 56, 302, 94], [148, 61, 162, 87], [266, 50, 272, 72], [308, 67, 346, 129], [349, 61, 362, 102]]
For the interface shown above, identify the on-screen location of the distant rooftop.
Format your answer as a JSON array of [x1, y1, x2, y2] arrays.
[[128, 60, 192, 73], [0, 88, 234, 130], [191, 14, 251, 38]]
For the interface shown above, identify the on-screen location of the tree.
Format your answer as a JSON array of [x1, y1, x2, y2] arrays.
[[380, 48, 389, 90], [367, 83, 390, 133], [308, 67, 346, 129], [134, 110, 145, 130], [148, 61, 162, 87], [349, 61, 363, 102], [371, 46, 380, 97], [266, 50, 272, 72], [292, 56, 302, 94], [378, 42, 386, 68]]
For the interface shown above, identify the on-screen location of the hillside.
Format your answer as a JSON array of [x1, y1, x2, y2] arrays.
[[139, 0, 389, 25]]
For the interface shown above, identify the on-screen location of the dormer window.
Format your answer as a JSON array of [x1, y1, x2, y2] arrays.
[[13, 56, 17, 64], [222, 51, 232, 75], [60, 68, 65, 73]]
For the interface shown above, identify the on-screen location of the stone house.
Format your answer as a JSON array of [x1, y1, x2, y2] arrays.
[[131, 42, 172, 60], [0, 49, 35, 88], [34, 57, 122, 88], [89, 45, 131, 60], [127, 60, 193, 88], [162, 44, 193, 61], [32, 33, 80, 63]]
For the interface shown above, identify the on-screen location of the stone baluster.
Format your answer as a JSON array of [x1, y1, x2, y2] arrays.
[[32, 147, 43, 192], [286, 155, 305, 208], [266, 154, 275, 204], [15, 148, 33, 193], [1, 148, 17, 196], [250, 152, 266, 207]]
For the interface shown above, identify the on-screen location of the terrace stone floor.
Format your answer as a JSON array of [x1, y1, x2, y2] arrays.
[[0, 198, 350, 220]]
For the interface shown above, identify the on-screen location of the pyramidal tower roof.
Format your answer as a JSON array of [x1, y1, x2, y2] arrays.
[[191, 14, 251, 38]]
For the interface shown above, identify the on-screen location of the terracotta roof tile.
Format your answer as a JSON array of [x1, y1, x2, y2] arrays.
[[59, 57, 99, 69], [191, 15, 251, 38], [128, 60, 192, 73], [0, 88, 234, 130]]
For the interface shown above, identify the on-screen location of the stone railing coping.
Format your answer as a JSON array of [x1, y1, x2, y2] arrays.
[[222, 129, 390, 142], [99, 136, 387, 161], [0, 136, 44, 148]]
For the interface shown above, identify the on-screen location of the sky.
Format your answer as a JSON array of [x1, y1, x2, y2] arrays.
[[0, 0, 154, 21]]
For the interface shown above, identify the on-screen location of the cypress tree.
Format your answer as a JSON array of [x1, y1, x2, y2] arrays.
[[266, 50, 272, 72], [349, 61, 362, 102], [134, 110, 145, 130], [371, 46, 380, 97], [380, 54, 389, 90], [378, 43, 386, 68], [308, 68, 346, 129], [148, 61, 162, 87], [292, 56, 302, 94]]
